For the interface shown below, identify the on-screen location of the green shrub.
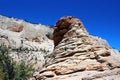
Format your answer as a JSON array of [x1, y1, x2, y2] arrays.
[[0, 45, 14, 80], [13, 61, 34, 80], [0, 66, 5, 80], [0, 45, 34, 80]]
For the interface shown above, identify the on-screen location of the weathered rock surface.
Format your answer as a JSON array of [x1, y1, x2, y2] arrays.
[[1, 15, 120, 80], [35, 16, 120, 80], [0, 15, 54, 71]]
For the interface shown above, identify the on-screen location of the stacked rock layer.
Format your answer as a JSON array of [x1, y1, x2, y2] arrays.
[[35, 16, 120, 80]]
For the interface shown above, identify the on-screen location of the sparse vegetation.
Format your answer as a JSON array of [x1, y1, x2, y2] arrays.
[[0, 45, 14, 80], [12, 46, 49, 53], [13, 61, 34, 80], [40, 48, 49, 53], [0, 45, 34, 80], [82, 39, 88, 45]]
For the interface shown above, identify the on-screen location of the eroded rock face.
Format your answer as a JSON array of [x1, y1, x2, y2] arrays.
[[8, 22, 24, 32], [35, 16, 120, 80], [0, 15, 54, 71], [53, 16, 88, 46]]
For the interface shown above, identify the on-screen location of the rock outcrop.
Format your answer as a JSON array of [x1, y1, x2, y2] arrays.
[[35, 16, 120, 80], [53, 16, 88, 46], [0, 15, 120, 80], [0, 15, 54, 71]]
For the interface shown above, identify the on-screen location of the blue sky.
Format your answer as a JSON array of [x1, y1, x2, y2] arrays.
[[0, 0, 120, 50]]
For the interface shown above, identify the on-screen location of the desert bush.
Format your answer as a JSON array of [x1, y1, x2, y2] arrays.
[[13, 61, 34, 80], [0, 45, 34, 80], [0, 45, 14, 80]]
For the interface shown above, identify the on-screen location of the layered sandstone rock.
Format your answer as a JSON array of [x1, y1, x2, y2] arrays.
[[35, 16, 120, 80]]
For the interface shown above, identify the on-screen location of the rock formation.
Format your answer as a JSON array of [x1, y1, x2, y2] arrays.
[[0, 15, 120, 80], [35, 16, 120, 80], [0, 15, 54, 71]]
